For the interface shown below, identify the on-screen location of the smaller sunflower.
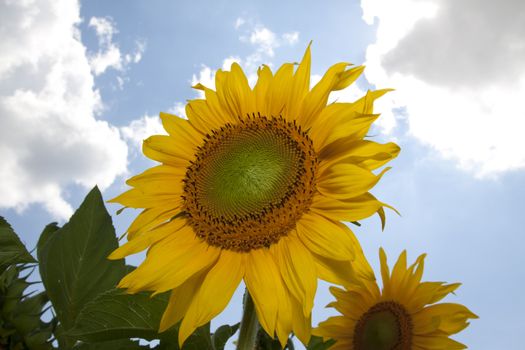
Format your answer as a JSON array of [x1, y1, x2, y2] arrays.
[[315, 248, 477, 350]]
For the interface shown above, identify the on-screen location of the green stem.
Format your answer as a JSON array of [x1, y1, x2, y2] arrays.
[[237, 289, 260, 350]]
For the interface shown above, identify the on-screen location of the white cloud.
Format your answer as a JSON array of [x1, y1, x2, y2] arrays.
[[282, 31, 299, 45], [236, 22, 300, 74], [88, 16, 145, 79], [167, 102, 187, 119], [121, 115, 166, 149], [221, 56, 242, 71], [0, 0, 128, 220], [182, 22, 301, 96], [88, 17, 122, 75], [190, 65, 216, 97], [361, 0, 525, 177], [121, 102, 189, 154], [129, 23, 301, 150], [249, 27, 278, 57], [234, 17, 245, 29]]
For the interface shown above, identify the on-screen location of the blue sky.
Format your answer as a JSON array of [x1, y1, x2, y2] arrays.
[[1, 0, 525, 349]]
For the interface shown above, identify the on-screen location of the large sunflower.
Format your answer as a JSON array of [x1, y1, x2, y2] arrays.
[[316, 248, 477, 349], [109, 46, 399, 346]]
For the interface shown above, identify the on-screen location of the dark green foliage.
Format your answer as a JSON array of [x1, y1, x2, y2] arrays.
[[0, 188, 241, 349], [68, 289, 172, 342], [255, 329, 295, 350], [211, 324, 239, 350], [306, 335, 336, 350], [37, 187, 126, 332], [72, 339, 150, 350], [0, 265, 54, 350], [0, 217, 35, 274]]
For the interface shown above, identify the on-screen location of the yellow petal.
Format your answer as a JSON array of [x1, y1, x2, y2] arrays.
[[311, 109, 377, 151], [109, 217, 186, 259], [299, 64, 364, 129], [333, 65, 365, 91], [108, 188, 183, 209], [274, 287, 293, 348], [178, 251, 245, 345], [186, 97, 230, 133], [125, 165, 186, 194], [231, 62, 256, 115], [408, 282, 456, 311], [272, 234, 317, 316], [389, 250, 408, 294], [316, 315, 353, 340], [429, 283, 462, 304], [318, 162, 390, 200], [311, 253, 355, 287], [160, 112, 203, 146], [192, 82, 239, 127], [142, 135, 193, 167], [412, 334, 467, 349], [253, 65, 273, 116], [310, 88, 392, 151], [244, 248, 285, 338], [414, 303, 478, 335], [289, 292, 312, 345], [267, 63, 294, 118], [328, 286, 372, 319], [310, 192, 383, 223], [379, 248, 392, 296], [320, 139, 400, 171], [125, 207, 180, 240], [351, 88, 393, 114], [119, 228, 220, 293], [159, 272, 206, 332], [296, 212, 356, 261], [286, 44, 311, 118], [215, 63, 255, 119]]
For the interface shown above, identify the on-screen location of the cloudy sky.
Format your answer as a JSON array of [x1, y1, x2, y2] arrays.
[[1, 0, 524, 348]]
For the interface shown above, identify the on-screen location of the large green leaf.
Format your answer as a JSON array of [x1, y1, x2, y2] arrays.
[[68, 289, 171, 342], [70, 288, 223, 350], [38, 186, 126, 332], [0, 217, 35, 272], [157, 323, 212, 350], [307, 335, 336, 350], [0, 266, 54, 350], [36, 222, 60, 256], [211, 323, 239, 350], [73, 339, 150, 350]]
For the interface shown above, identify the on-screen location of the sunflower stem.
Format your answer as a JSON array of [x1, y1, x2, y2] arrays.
[[237, 289, 259, 350]]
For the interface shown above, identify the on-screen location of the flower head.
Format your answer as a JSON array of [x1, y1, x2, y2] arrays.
[[316, 248, 478, 349], [109, 45, 399, 346]]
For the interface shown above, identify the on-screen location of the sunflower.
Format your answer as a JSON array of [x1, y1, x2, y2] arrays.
[[108, 45, 399, 346], [315, 248, 477, 350]]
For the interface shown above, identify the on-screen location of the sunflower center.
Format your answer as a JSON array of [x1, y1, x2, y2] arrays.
[[183, 115, 318, 252], [195, 121, 301, 219], [353, 301, 412, 350]]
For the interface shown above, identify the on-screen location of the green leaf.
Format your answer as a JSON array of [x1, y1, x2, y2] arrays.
[[38, 186, 126, 332], [307, 335, 336, 350], [73, 339, 150, 350], [0, 266, 54, 350], [68, 289, 170, 342], [180, 323, 212, 350], [0, 217, 36, 272], [254, 330, 283, 350], [0, 267, 30, 315], [158, 323, 213, 350], [68, 277, 216, 349], [36, 222, 60, 257], [9, 292, 48, 333], [211, 323, 239, 350]]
